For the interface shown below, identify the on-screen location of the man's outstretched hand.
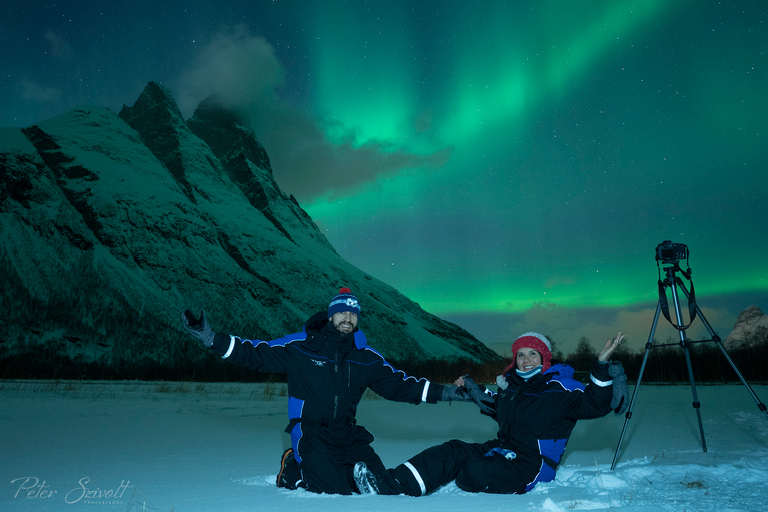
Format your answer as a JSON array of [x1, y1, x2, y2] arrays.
[[181, 310, 215, 347], [462, 376, 496, 415]]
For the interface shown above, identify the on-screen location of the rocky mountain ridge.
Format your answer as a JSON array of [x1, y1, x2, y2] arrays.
[[0, 82, 499, 379]]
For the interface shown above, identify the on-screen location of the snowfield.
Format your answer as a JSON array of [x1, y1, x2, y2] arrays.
[[2, 380, 767, 512]]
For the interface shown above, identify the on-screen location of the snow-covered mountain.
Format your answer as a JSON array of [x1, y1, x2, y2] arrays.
[[725, 305, 768, 349], [0, 82, 499, 377]]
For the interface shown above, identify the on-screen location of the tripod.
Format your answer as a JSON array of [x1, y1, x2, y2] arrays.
[[611, 261, 768, 470]]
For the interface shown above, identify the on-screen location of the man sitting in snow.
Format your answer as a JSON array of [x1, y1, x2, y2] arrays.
[[182, 287, 465, 495], [353, 331, 629, 496]]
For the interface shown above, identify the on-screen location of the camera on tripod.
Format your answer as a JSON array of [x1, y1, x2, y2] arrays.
[[656, 240, 688, 264]]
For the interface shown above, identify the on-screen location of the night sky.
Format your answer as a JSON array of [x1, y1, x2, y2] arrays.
[[2, 0, 766, 354]]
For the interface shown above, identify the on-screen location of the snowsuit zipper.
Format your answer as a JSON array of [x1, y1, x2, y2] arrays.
[[333, 343, 341, 420]]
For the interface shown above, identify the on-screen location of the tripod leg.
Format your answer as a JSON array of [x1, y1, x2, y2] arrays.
[[713, 341, 768, 418], [677, 282, 768, 419], [670, 278, 708, 452], [611, 302, 661, 471], [681, 335, 707, 452]]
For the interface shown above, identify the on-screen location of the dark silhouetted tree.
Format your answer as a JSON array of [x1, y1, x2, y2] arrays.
[[567, 336, 597, 372], [546, 335, 565, 363]]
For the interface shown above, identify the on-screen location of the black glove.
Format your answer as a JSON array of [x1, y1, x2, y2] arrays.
[[608, 362, 629, 414], [181, 310, 215, 347], [463, 376, 496, 415], [441, 385, 472, 402]]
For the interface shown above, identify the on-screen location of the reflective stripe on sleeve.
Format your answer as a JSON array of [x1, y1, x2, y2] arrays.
[[590, 374, 612, 387], [223, 335, 236, 359]]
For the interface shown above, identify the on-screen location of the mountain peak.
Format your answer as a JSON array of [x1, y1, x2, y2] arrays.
[[190, 95, 243, 126], [725, 305, 768, 349], [118, 81, 225, 199], [120, 81, 184, 123], [187, 95, 272, 176]]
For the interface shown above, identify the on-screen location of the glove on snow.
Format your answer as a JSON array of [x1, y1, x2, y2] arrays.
[[463, 376, 496, 415], [608, 361, 630, 414], [441, 385, 472, 402], [181, 310, 216, 347]]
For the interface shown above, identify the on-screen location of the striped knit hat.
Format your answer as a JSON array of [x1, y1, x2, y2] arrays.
[[327, 287, 361, 318]]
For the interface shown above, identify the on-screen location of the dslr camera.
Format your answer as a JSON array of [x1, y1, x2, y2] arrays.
[[656, 240, 688, 263]]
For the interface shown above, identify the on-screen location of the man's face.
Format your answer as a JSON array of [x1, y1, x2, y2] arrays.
[[330, 311, 358, 333]]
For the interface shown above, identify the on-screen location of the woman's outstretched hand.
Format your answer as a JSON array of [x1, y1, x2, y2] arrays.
[[598, 331, 626, 362]]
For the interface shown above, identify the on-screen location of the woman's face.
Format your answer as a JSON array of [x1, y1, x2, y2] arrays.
[[516, 348, 542, 371]]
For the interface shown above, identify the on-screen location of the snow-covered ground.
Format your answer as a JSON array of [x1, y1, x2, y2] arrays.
[[2, 379, 767, 512]]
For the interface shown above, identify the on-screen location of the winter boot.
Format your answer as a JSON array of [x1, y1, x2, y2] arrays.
[[276, 448, 302, 490], [353, 462, 380, 494]]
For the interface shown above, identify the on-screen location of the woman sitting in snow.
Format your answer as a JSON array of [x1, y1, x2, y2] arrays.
[[353, 331, 628, 495]]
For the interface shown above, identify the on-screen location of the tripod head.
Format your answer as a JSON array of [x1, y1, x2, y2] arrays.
[[659, 260, 692, 282]]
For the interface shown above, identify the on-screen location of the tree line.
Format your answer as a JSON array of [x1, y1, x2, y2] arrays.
[[2, 329, 766, 385], [561, 329, 768, 385]]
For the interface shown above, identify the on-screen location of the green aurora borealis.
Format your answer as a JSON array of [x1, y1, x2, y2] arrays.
[[2, 0, 766, 353], [299, 2, 766, 324]]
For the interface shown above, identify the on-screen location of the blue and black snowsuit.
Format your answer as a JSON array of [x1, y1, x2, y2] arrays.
[[371, 360, 613, 495], [210, 311, 444, 494]]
